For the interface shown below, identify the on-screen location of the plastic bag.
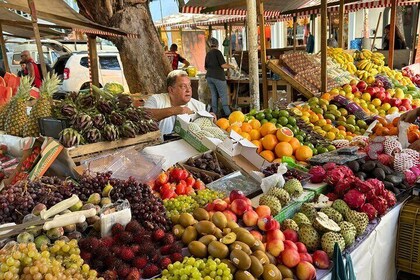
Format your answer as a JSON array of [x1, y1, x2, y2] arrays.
[[398, 121, 412, 149], [100, 200, 131, 237], [260, 164, 287, 193], [332, 243, 356, 280]]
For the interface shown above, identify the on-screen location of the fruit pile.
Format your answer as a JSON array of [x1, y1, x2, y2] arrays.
[[185, 152, 232, 176], [402, 68, 420, 88], [188, 117, 227, 141], [327, 47, 357, 75], [217, 110, 317, 163], [262, 163, 312, 182], [0, 240, 101, 280], [309, 163, 397, 221], [372, 117, 420, 140], [55, 85, 158, 147], [79, 221, 181, 279]]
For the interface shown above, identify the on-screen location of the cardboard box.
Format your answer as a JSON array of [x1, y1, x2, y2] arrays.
[[28, 138, 63, 180]]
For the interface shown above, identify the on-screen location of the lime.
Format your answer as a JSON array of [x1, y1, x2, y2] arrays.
[[265, 113, 273, 120], [244, 116, 251, 122], [269, 118, 277, 124], [260, 119, 268, 125], [299, 131, 307, 138], [279, 110, 290, 118], [324, 113, 335, 121], [317, 147, 329, 154], [305, 142, 315, 149], [296, 135, 304, 142], [312, 148, 318, 155], [356, 120, 367, 129], [278, 117, 289, 126], [256, 112, 265, 120], [249, 109, 257, 116], [276, 123, 283, 129], [287, 117, 297, 126], [327, 145, 336, 151], [264, 108, 272, 115], [272, 109, 280, 118]]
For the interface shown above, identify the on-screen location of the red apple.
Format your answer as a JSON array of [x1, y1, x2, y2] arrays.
[[212, 199, 228, 211], [375, 91, 386, 100], [243, 210, 259, 227], [222, 210, 237, 222], [223, 197, 230, 204], [244, 197, 253, 207], [257, 216, 278, 231], [230, 199, 250, 216], [296, 261, 316, 280], [401, 99, 411, 107], [266, 239, 284, 257], [283, 229, 298, 242], [356, 81, 367, 91], [266, 229, 285, 242], [299, 253, 313, 264], [351, 85, 358, 93], [295, 242, 307, 253], [313, 250, 330, 269], [366, 87, 376, 96], [205, 203, 214, 211], [280, 248, 300, 268], [413, 105, 417, 109], [283, 240, 298, 251], [229, 190, 246, 202], [384, 92, 392, 103], [399, 106, 407, 112]]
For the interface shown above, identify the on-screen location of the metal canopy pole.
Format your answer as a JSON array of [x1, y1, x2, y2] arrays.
[[258, 0, 268, 109], [27, 0, 47, 78], [338, 0, 345, 48], [321, 0, 327, 93], [0, 23, 10, 73], [388, 0, 397, 69], [247, 0, 260, 110]]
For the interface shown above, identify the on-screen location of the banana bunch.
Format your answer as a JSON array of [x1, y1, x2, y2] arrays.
[[327, 47, 356, 74]]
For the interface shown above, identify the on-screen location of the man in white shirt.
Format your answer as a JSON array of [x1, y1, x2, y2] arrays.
[[144, 70, 206, 136]]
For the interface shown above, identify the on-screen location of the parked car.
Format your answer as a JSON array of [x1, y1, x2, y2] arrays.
[[53, 51, 129, 93]]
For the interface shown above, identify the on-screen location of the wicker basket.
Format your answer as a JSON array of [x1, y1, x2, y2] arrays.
[[396, 197, 420, 276]]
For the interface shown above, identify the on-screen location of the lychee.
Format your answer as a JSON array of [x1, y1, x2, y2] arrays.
[[132, 256, 148, 269], [153, 229, 165, 241], [125, 220, 142, 233], [119, 246, 135, 261], [170, 252, 183, 263], [160, 257, 172, 269], [143, 264, 160, 278], [117, 264, 131, 278], [111, 223, 125, 236], [162, 233, 175, 245]]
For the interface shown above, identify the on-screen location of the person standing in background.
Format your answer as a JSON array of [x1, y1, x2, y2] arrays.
[[205, 38, 234, 118], [20, 50, 41, 88], [165, 44, 190, 70], [17, 61, 27, 77], [383, 24, 407, 50]]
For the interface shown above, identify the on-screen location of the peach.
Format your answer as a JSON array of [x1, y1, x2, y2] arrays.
[[223, 197, 230, 204], [243, 210, 259, 227], [205, 203, 214, 211], [257, 216, 278, 231], [299, 253, 313, 264], [213, 199, 228, 211], [208, 211, 215, 219], [230, 199, 251, 216], [222, 210, 237, 222], [266, 239, 284, 257], [255, 205, 271, 217], [283, 240, 298, 251], [266, 229, 285, 242], [283, 229, 298, 242], [250, 230, 263, 241], [244, 197, 253, 207], [229, 190, 246, 202], [296, 242, 307, 253], [296, 261, 316, 280], [313, 250, 330, 269], [281, 248, 300, 268]]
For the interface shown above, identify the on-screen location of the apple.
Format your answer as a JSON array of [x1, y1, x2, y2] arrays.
[[244, 197, 253, 207], [212, 199, 228, 211], [391, 98, 402, 107], [280, 249, 300, 268], [295, 242, 307, 253], [313, 250, 330, 269], [266, 229, 285, 242], [255, 205, 271, 217], [384, 92, 392, 103], [356, 81, 367, 91], [299, 253, 313, 264], [230, 199, 250, 216], [257, 216, 278, 231], [266, 239, 284, 257], [350, 79, 358, 86], [223, 197, 230, 204], [351, 85, 358, 93], [283, 240, 298, 251], [296, 261, 316, 280], [205, 203, 214, 211], [375, 91, 386, 100], [222, 210, 237, 222], [401, 99, 411, 107], [283, 229, 298, 242], [229, 190, 246, 202], [243, 210, 259, 227], [366, 87, 376, 96], [399, 106, 407, 112]]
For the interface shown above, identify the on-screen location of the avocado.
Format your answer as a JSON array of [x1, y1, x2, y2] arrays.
[[383, 181, 394, 190], [376, 163, 393, 175], [347, 161, 360, 173], [385, 175, 403, 186], [372, 168, 386, 180], [362, 161, 376, 172], [356, 172, 367, 180]]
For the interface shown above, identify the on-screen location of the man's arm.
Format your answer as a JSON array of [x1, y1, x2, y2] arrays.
[[27, 62, 35, 79], [145, 106, 194, 122], [179, 54, 190, 68]]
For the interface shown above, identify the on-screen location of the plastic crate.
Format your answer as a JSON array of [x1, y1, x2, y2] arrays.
[[396, 197, 420, 276]]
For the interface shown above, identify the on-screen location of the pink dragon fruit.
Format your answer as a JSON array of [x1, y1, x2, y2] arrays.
[[365, 178, 385, 196], [383, 190, 397, 207], [323, 162, 337, 171], [371, 197, 388, 216], [377, 154, 393, 166], [326, 168, 345, 186], [343, 189, 366, 209], [337, 165, 355, 178], [308, 166, 327, 183], [365, 190, 377, 202], [353, 178, 374, 194], [360, 203, 378, 221], [404, 170, 417, 186], [411, 165, 420, 177], [367, 142, 384, 160], [326, 192, 339, 201], [334, 177, 355, 197]]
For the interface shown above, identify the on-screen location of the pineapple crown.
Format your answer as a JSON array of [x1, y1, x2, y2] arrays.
[[40, 72, 60, 98], [14, 76, 34, 101]]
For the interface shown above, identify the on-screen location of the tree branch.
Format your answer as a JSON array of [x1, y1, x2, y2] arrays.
[[104, 0, 114, 18]]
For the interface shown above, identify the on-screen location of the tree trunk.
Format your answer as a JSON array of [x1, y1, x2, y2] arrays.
[[77, 0, 171, 95], [396, 6, 405, 41]]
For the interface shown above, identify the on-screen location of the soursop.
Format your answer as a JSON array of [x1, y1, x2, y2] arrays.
[[345, 210, 369, 236], [293, 212, 311, 226], [321, 207, 343, 223], [202, 127, 226, 140], [283, 179, 303, 198], [298, 224, 320, 252], [339, 221, 357, 247], [188, 122, 201, 133], [313, 212, 341, 233], [193, 130, 213, 140], [321, 232, 346, 258], [267, 187, 291, 206], [259, 195, 282, 216], [193, 117, 213, 128], [282, 219, 299, 231], [300, 203, 318, 222], [332, 199, 350, 216]]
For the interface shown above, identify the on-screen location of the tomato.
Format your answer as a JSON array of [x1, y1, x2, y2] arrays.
[[175, 183, 186, 195], [155, 172, 169, 186], [185, 176, 196, 187], [193, 179, 205, 190]]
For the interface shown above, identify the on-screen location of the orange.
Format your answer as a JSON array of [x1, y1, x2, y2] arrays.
[[228, 111, 245, 124], [321, 93, 331, 100], [241, 123, 253, 133], [216, 118, 229, 130], [408, 131, 419, 143], [250, 119, 261, 129], [274, 142, 293, 158], [295, 146, 313, 161], [389, 127, 398, 135], [261, 134, 279, 150], [337, 125, 346, 131], [260, 150, 275, 162], [227, 125, 241, 134], [392, 117, 400, 127], [251, 140, 263, 153], [240, 132, 251, 141], [273, 158, 283, 163], [276, 127, 294, 142], [289, 137, 301, 151], [260, 122, 277, 137], [249, 129, 261, 140]]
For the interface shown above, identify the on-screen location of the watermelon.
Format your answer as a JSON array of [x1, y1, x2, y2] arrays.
[[0, 86, 12, 106], [0, 77, 5, 87]]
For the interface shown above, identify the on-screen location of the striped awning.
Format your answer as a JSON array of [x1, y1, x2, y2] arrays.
[[155, 13, 246, 29], [181, 6, 281, 19]]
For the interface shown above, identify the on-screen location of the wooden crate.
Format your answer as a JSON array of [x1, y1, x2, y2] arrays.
[[68, 131, 161, 164]]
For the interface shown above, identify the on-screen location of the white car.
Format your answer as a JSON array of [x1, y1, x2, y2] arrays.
[[53, 52, 129, 93]]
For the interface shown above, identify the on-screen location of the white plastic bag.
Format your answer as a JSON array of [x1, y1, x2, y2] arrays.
[[398, 121, 412, 149], [260, 163, 288, 193]]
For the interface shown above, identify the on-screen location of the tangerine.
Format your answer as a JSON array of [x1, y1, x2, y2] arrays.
[[249, 129, 261, 140], [289, 137, 301, 151], [260, 150, 275, 162], [240, 132, 251, 141], [392, 117, 400, 127], [260, 122, 277, 136], [227, 125, 241, 134], [274, 142, 293, 158], [295, 146, 313, 161], [241, 123, 253, 133], [408, 131, 419, 143], [216, 118, 229, 130], [389, 127, 398, 135], [249, 119, 261, 129], [262, 134, 279, 150], [228, 111, 245, 124], [276, 127, 294, 142], [273, 158, 283, 163], [251, 140, 263, 153]]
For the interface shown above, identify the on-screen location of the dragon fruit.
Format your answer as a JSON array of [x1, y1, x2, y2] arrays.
[[308, 166, 326, 183], [410, 165, 420, 177], [365, 178, 385, 196], [323, 162, 337, 171], [343, 189, 366, 209], [371, 197, 388, 216], [367, 142, 384, 160], [326, 192, 339, 201], [365, 190, 377, 202], [377, 154, 393, 166], [334, 177, 355, 196], [360, 203, 378, 221], [383, 190, 397, 207], [326, 165, 354, 186], [404, 170, 417, 185], [353, 178, 373, 194]]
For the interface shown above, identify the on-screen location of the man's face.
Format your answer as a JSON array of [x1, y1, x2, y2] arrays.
[[20, 52, 29, 62], [20, 64, 26, 70], [169, 75, 192, 105]]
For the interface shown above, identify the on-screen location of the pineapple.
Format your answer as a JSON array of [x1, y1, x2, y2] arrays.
[[4, 76, 33, 137], [24, 73, 60, 137], [0, 103, 11, 130]]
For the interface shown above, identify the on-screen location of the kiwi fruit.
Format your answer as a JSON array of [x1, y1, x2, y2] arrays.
[[198, 235, 217, 246], [232, 227, 249, 235], [221, 259, 237, 274], [179, 213, 196, 228], [252, 250, 270, 265], [188, 241, 207, 258], [172, 224, 185, 238], [222, 228, 232, 236], [193, 208, 209, 221], [229, 241, 252, 255], [262, 264, 282, 280], [221, 232, 236, 244], [265, 252, 277, 264], [182, 226, 197, 244], [234, 270, 255, 280], [249, 256, 264, 278], [214, 228, 223, 239], [227, 221, 240, 230], [251, 239, 265, 252], [212, 212, 228, 229], [208, 241, 229, 259], [195, 221, 216, 235], [277, 264, 294, 279], [171, 214, 180, 224], [237, 231, 257, 247], [230, 249, 251, 270]]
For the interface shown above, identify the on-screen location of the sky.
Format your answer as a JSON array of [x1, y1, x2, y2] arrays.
[[150, 0, 181, 21]]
